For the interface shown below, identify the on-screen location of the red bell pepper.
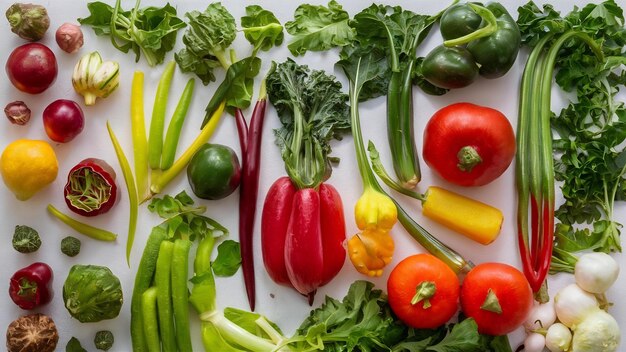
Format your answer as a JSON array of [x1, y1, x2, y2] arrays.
[[261, 177, 346, 303], [9, 262, 53, 310]]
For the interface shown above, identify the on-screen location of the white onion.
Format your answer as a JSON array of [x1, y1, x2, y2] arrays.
[[574, 252, 619, 294], [571, 310, 620, 352], [523, 332, 546, 352], [545, 323, 572, 352], [524, 301, 556, 331], [554, 284, 599, 328]]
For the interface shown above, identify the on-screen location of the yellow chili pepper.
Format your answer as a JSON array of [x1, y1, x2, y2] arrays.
[[422, 186, 503, 245]]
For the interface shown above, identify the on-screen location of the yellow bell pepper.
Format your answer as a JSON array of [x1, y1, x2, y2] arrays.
[[422, 186, 503, 245], [354, 188, 397, 231], [348, 188, 398, 276]]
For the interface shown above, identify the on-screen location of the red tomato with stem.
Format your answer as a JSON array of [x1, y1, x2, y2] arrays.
[[423, 102, 515, 186], [387, 253, 460, 329], [460, 262, 533, 336]]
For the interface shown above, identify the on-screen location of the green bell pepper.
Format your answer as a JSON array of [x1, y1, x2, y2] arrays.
[[439, 3, 483, 41], [441, 3, 520, 79], [420, 45, 479, 89], [422, 2, 520, 89], [466, 3, 521, 78]]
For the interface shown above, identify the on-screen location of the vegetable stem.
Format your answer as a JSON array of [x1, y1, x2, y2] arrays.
[[131, 71, 150, 202], [148, 61, 176, 170], [148, 102, 226, 199], [106, 122, 139, 265], [130, 228, 167, 352], [171, 239, 193, 352], [155, 241, 176, 352], [161, 78, 196, 170], [46, 204, 117, 241], [141, 287, 160, 352]]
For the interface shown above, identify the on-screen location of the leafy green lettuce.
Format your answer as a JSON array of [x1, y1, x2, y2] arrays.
[[78, 0, 186, 66]]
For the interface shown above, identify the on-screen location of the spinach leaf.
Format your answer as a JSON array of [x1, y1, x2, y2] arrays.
[[212, 240, 242, 277], [286, 0, 355, 56], [242, 5, 284, 53]]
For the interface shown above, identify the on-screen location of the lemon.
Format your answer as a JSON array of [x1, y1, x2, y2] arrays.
[[1, 139, 58, 200]]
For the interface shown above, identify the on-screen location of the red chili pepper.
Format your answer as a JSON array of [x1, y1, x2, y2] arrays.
[[261, 177, 346, 304], [9, 262, 54, 310]]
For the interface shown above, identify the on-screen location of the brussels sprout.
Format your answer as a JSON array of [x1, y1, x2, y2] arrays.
[[63, 265, 123, 323], [94, 330, 114, 351], [5, 3, 50, 41], [12, 225, 41, 253], [61, 236, 81, 257]]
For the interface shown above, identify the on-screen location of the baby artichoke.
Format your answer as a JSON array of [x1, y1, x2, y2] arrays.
[[72, 51, 119, 105]]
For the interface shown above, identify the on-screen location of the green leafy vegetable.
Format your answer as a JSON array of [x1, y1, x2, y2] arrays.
[[267, 59, 351, 189], [212, 240, 242, 277], [61, 236, 81, 257], [174, 3, 236, 85], [78, 0, 186, 67], [94, 330, 114, 351], [242, 5, 284, 53], [286, 0, 355, 56], [66, 337, 87, 352], [147, 191, 228, 241]]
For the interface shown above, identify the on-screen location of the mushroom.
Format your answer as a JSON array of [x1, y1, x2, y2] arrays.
[[6, 313, 58, 352]]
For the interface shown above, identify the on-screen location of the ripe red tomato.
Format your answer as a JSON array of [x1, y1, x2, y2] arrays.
[[460, 262, 533, 335], [387, 253, 460, 329], [423, 102, 516, 187]]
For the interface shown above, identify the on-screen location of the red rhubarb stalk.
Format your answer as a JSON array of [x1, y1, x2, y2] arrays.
[[237, 85, 268, 311]]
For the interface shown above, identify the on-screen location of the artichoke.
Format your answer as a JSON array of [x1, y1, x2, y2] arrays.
[[63, 265, 123, 323], [6, 3, 50, 41]]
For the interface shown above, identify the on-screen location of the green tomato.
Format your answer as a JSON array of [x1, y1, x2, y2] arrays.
[[187, 144, 241, 200]]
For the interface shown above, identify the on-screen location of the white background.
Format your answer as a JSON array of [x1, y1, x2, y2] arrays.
[[0, 0, 624, 351]]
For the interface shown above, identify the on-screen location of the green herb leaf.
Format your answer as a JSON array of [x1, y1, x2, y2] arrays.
[[66, 337, 87, 352], [426, 319, 483, 352], [212, 240, 242, 277], [147, 191, 228, 241], [286, 0, 354, 56], [202, 57, 262, 127], [241, 5, 284, 53]]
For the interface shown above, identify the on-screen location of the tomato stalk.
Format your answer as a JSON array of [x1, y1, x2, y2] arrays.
[[516, 31, 603, 293]]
